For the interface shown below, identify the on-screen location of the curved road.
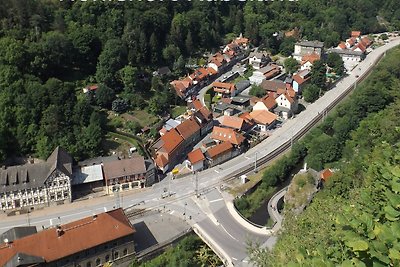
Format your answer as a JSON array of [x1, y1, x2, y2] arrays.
[[1, 37, 400, 266]]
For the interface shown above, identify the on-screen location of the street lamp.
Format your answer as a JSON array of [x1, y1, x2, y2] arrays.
[[254, 152, 259, 173]]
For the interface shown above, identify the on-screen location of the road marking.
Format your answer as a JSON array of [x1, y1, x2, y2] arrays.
[[169, 210, 175, 215], [220, 225, 239, 242], [209, 198, 223, 203], [244, 156, 250, 159], [232, 257, 238, 261], [214, 169, 219, 173]]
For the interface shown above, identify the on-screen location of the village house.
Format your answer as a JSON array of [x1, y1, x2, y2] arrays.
[[260, 79, 287, 93], [230, 95, 251, 109], [159, 118, 182, 136], [320, 168, 334, 182], [300, 52, 320, 71], [175, 117, 201, 151], [82, 84, 98, 94], [154, 128, 184, 173], [219, 115, 253, 132], [208, 52, 228, 72], [293, 40, 324, 61], [206, 141, 234, 167], [193, 106, 214, 136], [0, 147, 72, 211], [210, 126, 245, 147], [212, 82, 237, 98], [249, 109, 278, 132], [235, 80, 251, 95], [292, 69, 311, 93], [248, 51, 271, 70], [275, 88, 298, 119], [252, 93, 277, 112], [186, 148, 206, 172], [0, 208, 136, 267], [249, 63, 281, 85], [327, 48, 364, 72], [103, 156, 156, 194]]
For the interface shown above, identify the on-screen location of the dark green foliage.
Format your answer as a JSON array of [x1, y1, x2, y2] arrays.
[[310, 60, 327, 90], [302, 84, 320, 103], [249, 85, 265, 98], [95, 84, 115, 109], [326, 52, 345, 76], [112, 98, 129, 114], [283, 57, 299, 75]]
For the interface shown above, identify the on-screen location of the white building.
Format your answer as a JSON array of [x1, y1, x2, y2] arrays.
[[0, 147, 73, 211], [186, 148, 205, 172], [248, 51, 271, 70], [293, 41, 324, 61], [327, 48, 364, 72]]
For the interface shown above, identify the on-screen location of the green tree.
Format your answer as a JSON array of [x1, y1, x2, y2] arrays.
[[185, 30, 194, 55], [310, 60, 327, 90], [95, 84, 115, 108], [284, 57, 300, 75], [302, 84, 320, 103], [327, 52, 345, 76], [249, 85, 265, 98]]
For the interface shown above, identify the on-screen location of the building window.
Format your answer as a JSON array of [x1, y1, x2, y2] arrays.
[[123, 248, 128, 256], [105, 254, 110, 262], [96, 258, 101, 266], [114, 251, 119, 259]]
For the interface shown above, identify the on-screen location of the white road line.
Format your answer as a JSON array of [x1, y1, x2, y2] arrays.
[[244, 156, 250, 159], [220, 225, 239, 242], [169, 210, 175, 215], [214, 170, 219, 173], [232, 257, 238, 261], [209, 198, 223, 203]]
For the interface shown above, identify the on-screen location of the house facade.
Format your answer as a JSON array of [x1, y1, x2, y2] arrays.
[[103, 156, 154, 194], [0, 209, 136, 267], [293, 41, 324, 61], [248, 51, 271, 70], [186, 148, 205, 172], [206, 142, 234, 167], [0, 147, 72, 211]]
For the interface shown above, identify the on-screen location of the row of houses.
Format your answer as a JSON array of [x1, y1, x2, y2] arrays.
[[170, 34, 249, 99], [152, 100, 213, 173], [0, 147, 156, 211], [0, 208, 136, 267]]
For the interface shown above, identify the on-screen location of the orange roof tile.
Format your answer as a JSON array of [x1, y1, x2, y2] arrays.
[[338, 41, 346, 49], [361, 36, 372, 47], [207, 142, 233, 159], [187, 148, 205, 164], [155, 153, 168, 168], [351, 31, 361, 38], [0, 209, 135, 266], [293, 73, 310, 85], [238, 112, 253, 123], [210, 126, 245, 145], [220, 116, 245, 131], [213, 82, 236, 94], [175, 118, 200, 140], [301, 52, 320, 65], [258, 95, 277, 110], [320, 169, 333, 181], [191, 99, 203, 111], [160, 128, 183, 154], [250, 110, 277, 125], [207, 67, 218, 75]]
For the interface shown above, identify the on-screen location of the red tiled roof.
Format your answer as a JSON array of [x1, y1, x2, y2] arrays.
[[187, 148, 205, 164], [353, 42, 366, 52], [338, 42, 346, 49], [351, 31, 361, 38], [207, 141, 233, 159], [361, 36, 372, 47], [320, 169, 333, 181], [191, 99, 203, 111], [250, 110, 277, 125], [213, 82, 236, 94], [175, 118, 200, 140], [207, 67, 218, 75], [0, 209, 135, 266], [279, 87, 296, 98], [238, 112, 253, 123], [210, 126, 245, 145], [277, 90, 295, 103], [293, 73, 311, 85], [301, 53, 320, 65], [160, 128, 183, 154], [258, 95, 277, 110], [347, 37, 356, 46], [260, 80, 286, 92], [87, 85, 98, 91], [155, 153, 168, 168], [220, 116, 245, 131]]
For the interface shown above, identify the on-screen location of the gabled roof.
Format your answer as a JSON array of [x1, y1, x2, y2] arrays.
[[103, 156, 146, 180], [0, 209, 135, 266], [257, 95, 277, 110], [210, 126, 245, 145], [187, 148, 205, 164], [260, 80, 286, 92], [293, 70, 311, 85], [250, 110, 278, 125], [220, 116, 245, 131], [190, 99, 203, 111], [338, 42, 346, 49], [353, 42, 366, 53], [296, 41, 324, 48], [160, 128, 184, 154], [206, 142, 233, 159], [360, 36, 372, 47], [206, 67, 218, 75], [155, 153, 168, 168], [351, 31, 361, 38], [176, 117, 201, 140], [346, 37, 356, 46], [320, 169, 333, 181], [301, 52, 320, 65], [277, 90, 295, 103], [278, 87, 296, 98], [238, 112, 253, 124], [212, 82, 236, 93]]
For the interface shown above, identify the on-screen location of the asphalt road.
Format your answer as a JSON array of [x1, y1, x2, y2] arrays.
[[1, 37, 400, 267]]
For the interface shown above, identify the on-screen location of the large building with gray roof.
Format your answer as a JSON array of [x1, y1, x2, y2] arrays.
[[0, 147, 73, 211]]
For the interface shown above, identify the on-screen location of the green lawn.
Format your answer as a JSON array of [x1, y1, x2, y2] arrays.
[[171, 105, 187, 118], [124, 110, 159, 127]]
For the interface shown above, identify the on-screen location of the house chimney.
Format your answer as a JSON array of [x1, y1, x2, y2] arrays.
[[56, 225, 64, 237]]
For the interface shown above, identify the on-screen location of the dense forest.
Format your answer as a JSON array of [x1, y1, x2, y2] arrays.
[[0, 0, 399, 162], [248, 46, 400, 266]]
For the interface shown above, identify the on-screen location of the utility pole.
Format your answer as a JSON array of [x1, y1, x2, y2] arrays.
[[195, 171, 199, 197], [254, 152, 258, 173], [115, 190, 120, 209], [27, 211, 31, 226]]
